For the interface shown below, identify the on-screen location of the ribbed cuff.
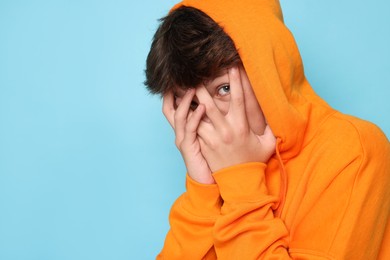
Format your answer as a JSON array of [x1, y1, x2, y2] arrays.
[[213, 162, 268, 202], [180, 174, 222, 217]]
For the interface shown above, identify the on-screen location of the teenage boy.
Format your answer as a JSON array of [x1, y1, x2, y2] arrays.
[[145, 1, 390, 259]]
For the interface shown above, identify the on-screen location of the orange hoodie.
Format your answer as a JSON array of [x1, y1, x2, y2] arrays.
[[157, 0, 390, 259]]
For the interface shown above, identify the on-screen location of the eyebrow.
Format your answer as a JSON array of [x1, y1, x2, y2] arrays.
[[203, 70, 227, 86], [173, 88, 187, 97], [205, 74, 229, 91], [173, 72, 228, 97]]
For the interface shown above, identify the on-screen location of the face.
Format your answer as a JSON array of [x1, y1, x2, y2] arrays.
[[173, 67, 266, 135]]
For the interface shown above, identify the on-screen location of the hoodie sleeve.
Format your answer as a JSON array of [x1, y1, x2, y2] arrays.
[[157, 175, 221, 260], [212, 162, 292, 259], [210, 121, 390, 259]]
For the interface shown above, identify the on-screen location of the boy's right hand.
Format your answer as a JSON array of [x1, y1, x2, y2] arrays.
[[162, 89, 215, 185]]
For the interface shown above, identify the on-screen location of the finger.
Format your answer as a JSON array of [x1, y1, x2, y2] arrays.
[[228, 66, 246, 121], [174, 88, 195, 123], [258, 125, 276, 146], [185, 104, 206, 143], [174, 88, 196, 141], [263, 124, 274, 136], [196, 118, 215, 147], [240, 66, 265, 135], [196, 86, 225, 129], [162, 91, 175, 128]]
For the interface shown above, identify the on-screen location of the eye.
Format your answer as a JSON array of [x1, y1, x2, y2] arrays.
[[217, 84, 230, 96], [190, 100, 198, 111]]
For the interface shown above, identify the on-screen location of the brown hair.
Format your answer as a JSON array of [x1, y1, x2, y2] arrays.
[[144, 6, 241, 95]]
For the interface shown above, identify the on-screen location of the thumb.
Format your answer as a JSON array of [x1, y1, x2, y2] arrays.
[[257, 125, 276, 152]]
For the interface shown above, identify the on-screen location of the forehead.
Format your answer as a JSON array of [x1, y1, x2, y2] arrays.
[[173, 71, 229, 97]]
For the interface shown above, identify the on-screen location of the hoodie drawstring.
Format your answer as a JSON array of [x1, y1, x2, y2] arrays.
[[275, 137, 287, 218]]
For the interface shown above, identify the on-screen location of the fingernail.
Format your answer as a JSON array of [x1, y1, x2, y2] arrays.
[[229, 66, 238, 74]]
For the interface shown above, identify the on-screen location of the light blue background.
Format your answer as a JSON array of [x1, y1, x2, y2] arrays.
[[0, 0, 389, 259]]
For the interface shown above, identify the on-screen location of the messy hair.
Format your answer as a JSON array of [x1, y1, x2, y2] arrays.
[[144, 6, 241, 95]]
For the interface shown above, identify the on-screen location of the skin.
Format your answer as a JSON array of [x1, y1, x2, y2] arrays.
[[163, 66, 276, 184]]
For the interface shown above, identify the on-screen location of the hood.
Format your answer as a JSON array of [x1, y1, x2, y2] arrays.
[[171, 0, 334, 159]]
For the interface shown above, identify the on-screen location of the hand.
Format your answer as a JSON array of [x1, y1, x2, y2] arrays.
[[162, 89, 215, 184], [196, 66, 276, 172]]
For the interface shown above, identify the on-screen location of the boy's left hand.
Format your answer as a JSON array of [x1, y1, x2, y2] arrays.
[[196, 67, 276, 172]]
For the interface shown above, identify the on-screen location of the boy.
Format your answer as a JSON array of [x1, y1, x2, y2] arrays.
[[145, 0, 390, 259]]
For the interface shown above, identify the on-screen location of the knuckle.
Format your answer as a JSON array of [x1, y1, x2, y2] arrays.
[[220, 128, 233, 144], [233, 122, 247, 137], [175, 139, 182, 149], [208, 140, 217, 150], [162, 105, 169, 116], [174, 111, 184, 121], [185, 123, 193, 133], [239, 121, 249, 132]]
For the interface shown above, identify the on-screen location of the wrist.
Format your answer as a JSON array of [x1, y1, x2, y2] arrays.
[[181, 174, 222, 216], [213, 162, 268, 202], [188, 172, 215, 184]]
